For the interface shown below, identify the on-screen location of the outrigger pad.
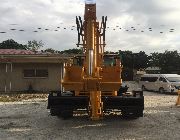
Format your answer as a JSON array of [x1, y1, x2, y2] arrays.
[[47, 93, 89, 110], [102, 95, 144, 117]]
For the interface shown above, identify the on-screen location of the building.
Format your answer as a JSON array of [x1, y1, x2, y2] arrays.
[[0, 49, 69, 93]]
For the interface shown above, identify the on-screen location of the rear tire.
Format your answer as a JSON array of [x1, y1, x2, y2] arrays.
[[159, 87, 164, 94], [50, 108, 61, 116], [50, 108, 73, 119], [60, 110, 73, 119], [121, 109, 143, 119]]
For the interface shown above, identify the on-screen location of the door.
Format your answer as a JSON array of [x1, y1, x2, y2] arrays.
[[146, 77, 158, 91], [158, 77, 168, 91]]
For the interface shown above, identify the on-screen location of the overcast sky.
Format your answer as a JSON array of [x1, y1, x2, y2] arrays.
[[0, 0, 180, 54]]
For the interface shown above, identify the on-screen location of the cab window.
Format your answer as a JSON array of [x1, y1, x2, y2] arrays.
[[159, 77, 167, 82], [140, 77, 158, 82]]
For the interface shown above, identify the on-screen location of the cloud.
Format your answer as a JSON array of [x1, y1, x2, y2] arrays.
[[0, 0, 179, 54]]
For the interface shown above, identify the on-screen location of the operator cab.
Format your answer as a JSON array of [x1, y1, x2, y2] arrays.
[[104, 54, 121, 66], [73, 55, 84, 66], [72, 54, 121, 67]]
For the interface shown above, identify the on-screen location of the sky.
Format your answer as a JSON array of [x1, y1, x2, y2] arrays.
[[0, 0, 180, 54]]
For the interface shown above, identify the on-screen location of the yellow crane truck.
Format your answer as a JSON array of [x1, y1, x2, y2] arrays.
[[47, 1, 144, 120]]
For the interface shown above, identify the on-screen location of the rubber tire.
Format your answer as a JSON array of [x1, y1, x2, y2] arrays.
[[60, 110, 73, 119], [159, 87, 164, 94], [121, 110, 141, 119], [50, 108, 61, 116]]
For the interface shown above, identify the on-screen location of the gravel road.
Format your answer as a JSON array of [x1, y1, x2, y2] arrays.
[[0, 91, 180, 140]]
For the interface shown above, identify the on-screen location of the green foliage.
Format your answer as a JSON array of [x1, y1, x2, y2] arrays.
[[104, 51, 118, 54], [27, 40, 44, 51], [60, 48, 83, 54], [148, 51, 180, 74], [119, 50, 149, 80], [157, 51, 180, 73], [134, 51, 149, 69], [0, 39, 44, 51], [0, 39, 27, 50], [119, 50, 148, 69], [119, 50, 180, 74], [120, 50, 133, 68], [148, 52, 162, 67], [44, 48, 56, 53]]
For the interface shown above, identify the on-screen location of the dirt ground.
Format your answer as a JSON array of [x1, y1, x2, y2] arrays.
[[0, 91, 180, 140]]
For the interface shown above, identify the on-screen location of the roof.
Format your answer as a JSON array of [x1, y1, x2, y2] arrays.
[[0, 49, 35, 55], [0, 49, 73, 63], [141, 74, 160, 77], [141, 74, 180, 77], [0, 49, 76, 57], [161, 74, 180, 77], [145, 67, 161, 71]]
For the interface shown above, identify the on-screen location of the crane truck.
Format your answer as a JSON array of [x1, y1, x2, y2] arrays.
[[47, 0, 144, 120]]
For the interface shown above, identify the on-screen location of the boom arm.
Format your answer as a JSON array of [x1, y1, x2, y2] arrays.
[[76, 2, 108, 120], [76, 3, 107, 75], [61, 0, 122, 120]]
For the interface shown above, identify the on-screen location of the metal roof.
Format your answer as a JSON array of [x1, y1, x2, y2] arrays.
[[145, 67, 161, 71], [0, 49, 73, 63], [0, 49, 36, 55]]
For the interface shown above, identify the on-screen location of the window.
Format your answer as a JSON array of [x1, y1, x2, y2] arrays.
[[148, 77, 158, 82], [166, 77, 180, 82], [36, 69, 48, 77], [140, 77, 147, 81], [24, 69, 35, 77], [159, 77, 167, 82], [24, 69, 48, 78], [140, 77, 158, 82], [104, 57, 115, 66]]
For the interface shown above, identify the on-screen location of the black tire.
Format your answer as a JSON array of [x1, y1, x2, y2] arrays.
[[50, 108, 61, 116], [60, 110, 73, 119], [50, 108, 73, 119], [159, 87, 164, 94], [121, 109, 143, 119]]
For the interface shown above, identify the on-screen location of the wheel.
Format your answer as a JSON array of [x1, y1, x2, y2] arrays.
[[159, 87, 164, 94], [121, 109, 142, 119], [142, 85, 146, 91], [60, 110, 73, 119], [50, 108, 61, 116]]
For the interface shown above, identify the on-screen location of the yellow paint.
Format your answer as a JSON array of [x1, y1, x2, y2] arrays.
[[176, 90, 180, 106], [61, 3, 122, 120]]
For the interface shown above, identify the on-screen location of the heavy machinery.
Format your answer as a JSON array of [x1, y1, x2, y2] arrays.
[[47, 0, 144, 120]]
